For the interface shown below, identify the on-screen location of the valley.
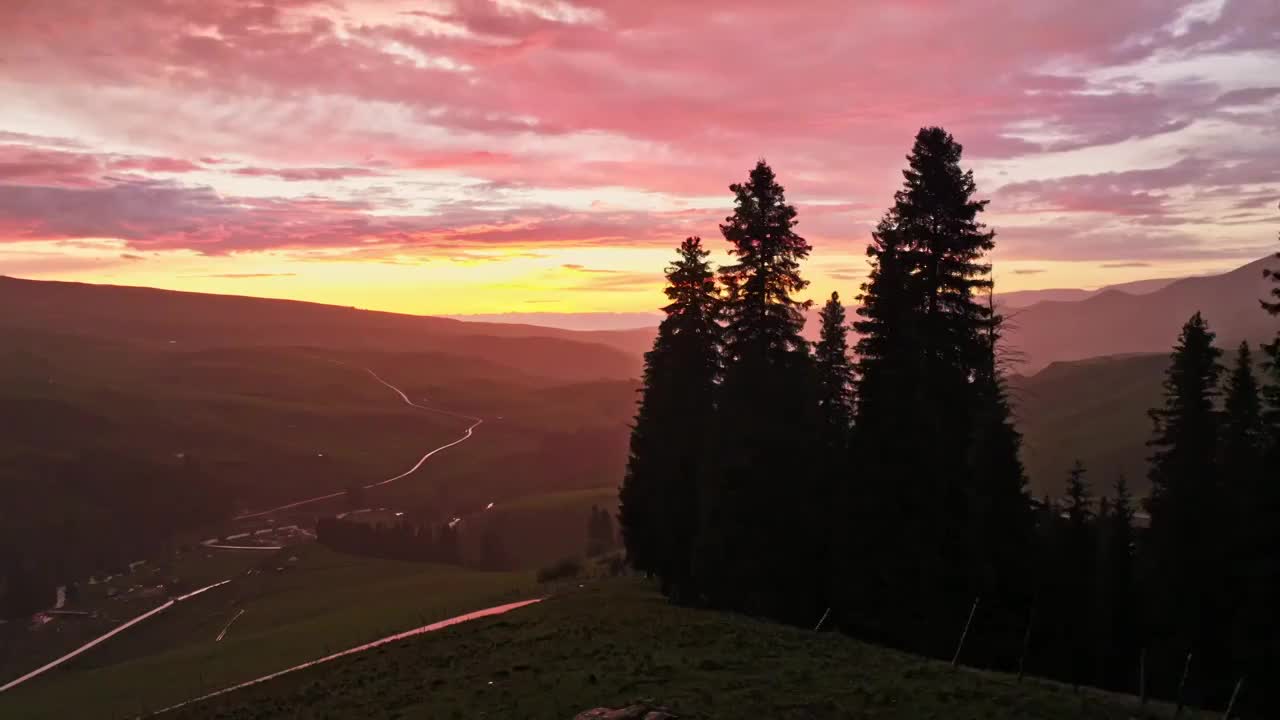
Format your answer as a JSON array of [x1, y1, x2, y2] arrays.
[[2, 251, 1277, 717]]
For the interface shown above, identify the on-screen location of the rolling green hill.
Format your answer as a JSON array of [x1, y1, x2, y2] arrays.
[[157, 578, 1206, 720]]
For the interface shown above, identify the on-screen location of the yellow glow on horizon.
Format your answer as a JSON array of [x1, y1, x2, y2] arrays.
[[3, 239, 1255, 318]]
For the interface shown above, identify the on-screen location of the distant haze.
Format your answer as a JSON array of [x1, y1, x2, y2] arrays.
[[447, 312, 663, 332]]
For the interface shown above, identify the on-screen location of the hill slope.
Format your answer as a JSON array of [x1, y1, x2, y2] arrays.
[[158, 578, 1202, 719], [0, 276, 641, 382], [1004, 255, 1278, 372], [1013, 353, 1168, 498]]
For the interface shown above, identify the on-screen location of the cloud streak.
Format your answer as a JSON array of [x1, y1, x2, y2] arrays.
[[0, 0, 1276, 285]]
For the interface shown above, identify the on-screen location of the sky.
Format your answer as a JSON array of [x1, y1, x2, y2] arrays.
[[1, 0, 1278, 321]]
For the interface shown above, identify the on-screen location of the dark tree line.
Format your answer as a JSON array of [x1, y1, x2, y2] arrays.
[[620, 128, 1280, 713], [0, 451, 230, 619], [315, 515, 460, 565]]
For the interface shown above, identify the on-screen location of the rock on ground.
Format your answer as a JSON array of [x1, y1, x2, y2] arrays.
[[573, 703, 677, 720]]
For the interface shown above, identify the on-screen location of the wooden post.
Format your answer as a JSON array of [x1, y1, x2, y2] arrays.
[[1017, 607, 1034, 683], [952, 596, 980, 668], [1139, 648, 1147, 705], [814, 607, 831, 632], [1175, 651, 1193, 717], [1222, 677, 1244, 719]]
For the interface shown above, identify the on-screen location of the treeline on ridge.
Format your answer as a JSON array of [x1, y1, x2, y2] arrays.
[[315, 515, 464, 565]]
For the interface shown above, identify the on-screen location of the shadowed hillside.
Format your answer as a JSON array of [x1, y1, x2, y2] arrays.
[[1012, 353, 1167, 498]]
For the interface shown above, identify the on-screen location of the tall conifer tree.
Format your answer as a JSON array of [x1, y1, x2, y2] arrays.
[[814, 291, 854, 617], [851, 128, 1029, 654], [1220, 342, 1264, 492], [1234, 238, 1280, 713], [1097, 474, 1138, 691], [694, 161, 821, 622], [1061, 460, 1095, 687], [814, 291, 854, 446], [1145, 312, 1226, 698], [619, 237, 720, 600]]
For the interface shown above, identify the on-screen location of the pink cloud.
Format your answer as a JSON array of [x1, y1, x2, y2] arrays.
[[0, 146, 101, 187], [107, 156, 205, 173], [0, 0, 1276, 267], [0, 144, 205, 186], [231, 166, 383, 181]]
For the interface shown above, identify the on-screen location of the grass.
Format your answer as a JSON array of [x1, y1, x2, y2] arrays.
[[496, 487, 617, 513], [152, 578, 1208, 720], [0, 545, 534, 719], [458, 487, 618, 569]]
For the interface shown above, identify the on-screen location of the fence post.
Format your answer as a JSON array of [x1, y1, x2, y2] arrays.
[[952, 596, 980, 668], [1139, 648, 1147, 706], [1017, 607, 1033, 683], [1175, 651, 1193, 717], [814, 607, 831, 632], [1222, 677, 1244, 719]]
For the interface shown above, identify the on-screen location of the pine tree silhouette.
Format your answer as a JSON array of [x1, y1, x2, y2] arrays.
[[619, 236, 720, 601], [1219, 340, 1280, 712], [814, 291, 854, 440], [694, 161, 822, 622], [1145, 311, 1227, 704], [1096, 473, 1138, 691], [1221, 342, 1264, 487], [1061, 460, 1095, 688], [850, 128, 1027, 656], [813, 291, 855, 620], [1250, 233, 1280, 712]]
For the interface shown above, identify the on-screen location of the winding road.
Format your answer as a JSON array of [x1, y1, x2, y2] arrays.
[[234, 367, 483, 521]]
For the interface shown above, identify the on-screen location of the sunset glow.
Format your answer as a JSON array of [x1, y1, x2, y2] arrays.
[[2, 0, 1277, 317]]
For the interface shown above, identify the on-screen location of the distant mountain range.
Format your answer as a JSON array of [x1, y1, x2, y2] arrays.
[[1002, 255, 1278, 372], [993, 276, 1180, 309], [435, 255, 1277, 374]]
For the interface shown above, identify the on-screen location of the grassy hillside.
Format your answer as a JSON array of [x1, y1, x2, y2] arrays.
[[0, 545, 533, 719], [155, 578, 1204, 720]]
